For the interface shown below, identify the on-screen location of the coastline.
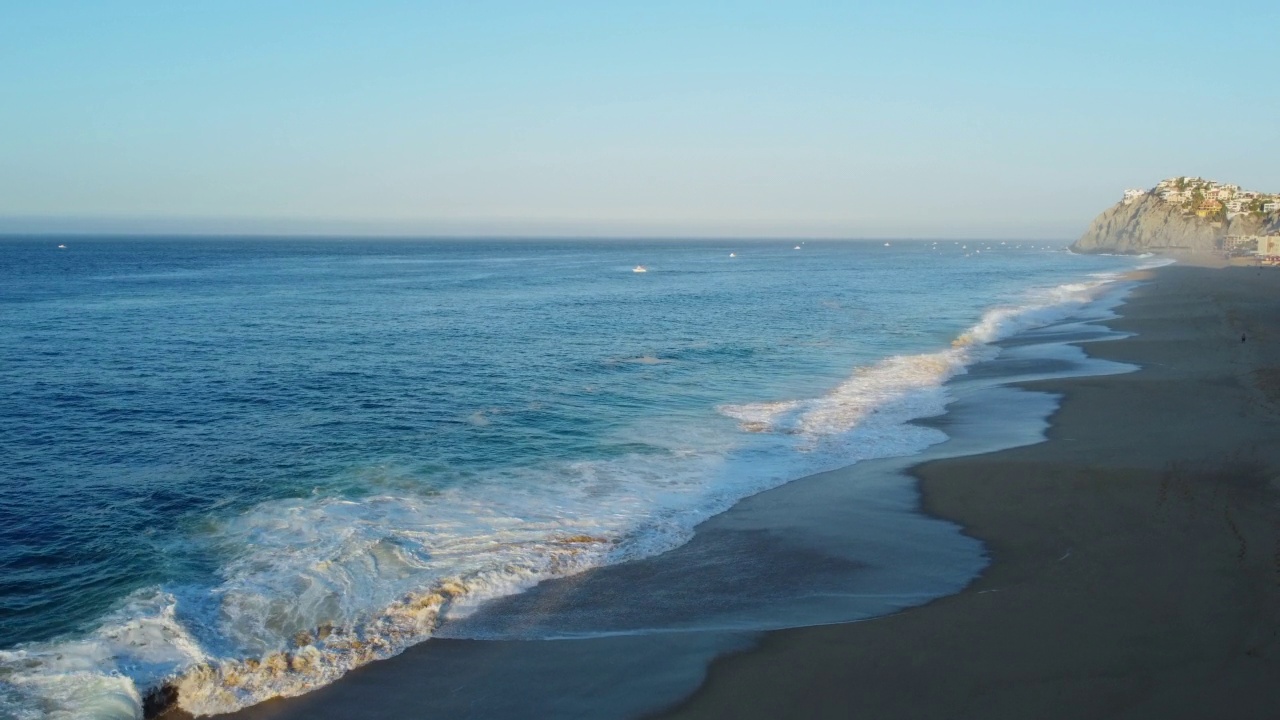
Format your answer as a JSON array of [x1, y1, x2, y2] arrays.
[[200, 262, 1155, 720], [3, 242, 1148, 720], [655, 262, 1280, 719]]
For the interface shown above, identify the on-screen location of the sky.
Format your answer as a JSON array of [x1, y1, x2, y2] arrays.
[[1, 1, 1277, 239]]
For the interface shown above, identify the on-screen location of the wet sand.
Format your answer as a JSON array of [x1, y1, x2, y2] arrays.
[[656, 263, 1280, 719]]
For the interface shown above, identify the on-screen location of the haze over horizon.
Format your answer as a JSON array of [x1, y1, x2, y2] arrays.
[[2, 1, 1277, 239]]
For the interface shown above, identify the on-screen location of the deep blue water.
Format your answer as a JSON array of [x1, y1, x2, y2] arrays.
[[0, 237, 1141, 717]]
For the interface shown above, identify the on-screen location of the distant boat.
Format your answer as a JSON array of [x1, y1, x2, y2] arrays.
[[793, 245, 801, 250], [57, 244, 66, 249], [884, 242, 891, 247], [729, 252, 736, 258], [632, 265, 647, 273]]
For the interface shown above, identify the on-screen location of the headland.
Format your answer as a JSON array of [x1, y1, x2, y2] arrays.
[[1073, 177, 1280, 257]]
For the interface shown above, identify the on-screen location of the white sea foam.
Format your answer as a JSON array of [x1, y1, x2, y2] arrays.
[[0, 264, 1148, 719], [0, 591, 204, 720], [718, 267, 1141, 455], [1, 449, 755, 717]]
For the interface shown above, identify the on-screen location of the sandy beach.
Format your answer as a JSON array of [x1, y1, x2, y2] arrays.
[[656, 262, 1280, 719]]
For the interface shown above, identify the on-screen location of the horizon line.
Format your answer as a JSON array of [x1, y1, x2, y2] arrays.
[[0, 230, 1075, 244]]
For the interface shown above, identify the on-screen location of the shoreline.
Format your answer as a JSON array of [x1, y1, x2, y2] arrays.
[[654, 262, 1280, 719], [203, 264, 1148, 720]]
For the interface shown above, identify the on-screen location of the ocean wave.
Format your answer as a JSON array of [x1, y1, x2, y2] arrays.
[[718, 270, 1134, 450], [0, 446, 754, 718]]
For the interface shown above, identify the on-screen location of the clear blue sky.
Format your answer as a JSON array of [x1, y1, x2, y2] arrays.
[[1, 1, 1277, 238]]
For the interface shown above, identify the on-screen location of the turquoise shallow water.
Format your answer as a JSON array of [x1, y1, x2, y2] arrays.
[[0, 237, 1143, 717]]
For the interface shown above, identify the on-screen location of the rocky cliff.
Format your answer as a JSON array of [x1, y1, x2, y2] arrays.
[[1071, 194, 1280, 255]]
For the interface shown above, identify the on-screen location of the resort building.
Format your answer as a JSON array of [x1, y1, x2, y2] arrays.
[[1258, 236, 1280, 265], [1195, 199, 1224, 218], [1122, 189, 1147, 204], [1148, 178, 1278, 217], [1221, 235, 1260, 254]]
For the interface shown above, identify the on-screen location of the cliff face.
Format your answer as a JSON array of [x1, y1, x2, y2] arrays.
[[1071, 194, 1280, 255]]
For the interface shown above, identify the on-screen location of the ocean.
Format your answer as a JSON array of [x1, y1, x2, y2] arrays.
[[0, 237, 1150, 718]]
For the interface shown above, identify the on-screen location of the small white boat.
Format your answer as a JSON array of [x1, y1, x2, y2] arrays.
[[793, 245, 801, 250], [884, 242, 891, 247], [57, 244, 66, 249], [632, 265, 647, 273], [729, 252, 736, 258]]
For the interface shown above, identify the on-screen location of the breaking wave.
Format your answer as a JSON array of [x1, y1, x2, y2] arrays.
[[718, 269, 1144, 451]]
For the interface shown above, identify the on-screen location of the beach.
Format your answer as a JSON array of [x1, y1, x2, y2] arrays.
[[8, 246, 1273, 719], [657, 262, 1280, 719], [208, 262, 1280, 720], [7, 240, 1151, 719], [7, 5, 1279, 718]]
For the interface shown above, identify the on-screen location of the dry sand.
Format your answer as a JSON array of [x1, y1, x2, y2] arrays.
[[654, 263, 1280, 719]]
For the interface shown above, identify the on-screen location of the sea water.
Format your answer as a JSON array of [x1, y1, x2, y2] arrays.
[[0, 237, 1148, 718]]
